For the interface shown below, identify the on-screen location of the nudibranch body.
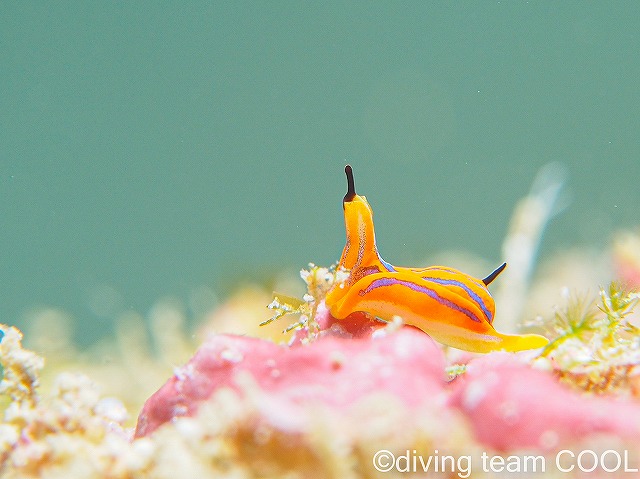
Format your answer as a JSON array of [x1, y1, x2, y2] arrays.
[[325, 165, 549, 353]]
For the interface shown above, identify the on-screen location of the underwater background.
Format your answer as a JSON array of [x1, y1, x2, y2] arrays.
[[2, 2, 639, 345]]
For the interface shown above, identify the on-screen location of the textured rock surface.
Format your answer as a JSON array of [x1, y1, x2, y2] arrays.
[[136, 310, 447, 437], [448, 352, 640, 451], [136, 306, 640, 455]]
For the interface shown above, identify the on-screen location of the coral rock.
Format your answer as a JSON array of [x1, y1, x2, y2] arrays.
[[449, 352, 640, 451], [136, 315, 446, 437]]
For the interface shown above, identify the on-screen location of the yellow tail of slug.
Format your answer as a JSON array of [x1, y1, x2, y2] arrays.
[[492, 332, 549, 353]]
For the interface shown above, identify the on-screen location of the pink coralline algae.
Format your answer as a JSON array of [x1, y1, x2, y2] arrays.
[[136, 307, 640, 453], [135, 310, 447, 437], [448, 352, 640, 451]]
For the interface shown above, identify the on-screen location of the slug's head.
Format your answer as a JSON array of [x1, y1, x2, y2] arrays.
[[339, 165, 378, 270], [343, 165, 373, 216]]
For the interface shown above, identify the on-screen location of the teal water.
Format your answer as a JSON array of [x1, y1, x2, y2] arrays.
[[1, 3, 639, 343]]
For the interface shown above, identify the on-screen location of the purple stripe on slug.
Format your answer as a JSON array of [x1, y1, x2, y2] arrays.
[[423, 267, 485, 288], [359, 277, 482, 323], [421, 277, 493, 322], [379, 256, 396, 272], [355, 222, 366, 268]]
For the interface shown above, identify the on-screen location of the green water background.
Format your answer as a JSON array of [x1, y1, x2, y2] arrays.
[[2, 3, 639, 344]]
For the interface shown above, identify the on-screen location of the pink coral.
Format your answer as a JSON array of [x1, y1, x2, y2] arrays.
[[135, 310, 446, 437], [136, 306, 640, 456], [448, 352, 640, 451]]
